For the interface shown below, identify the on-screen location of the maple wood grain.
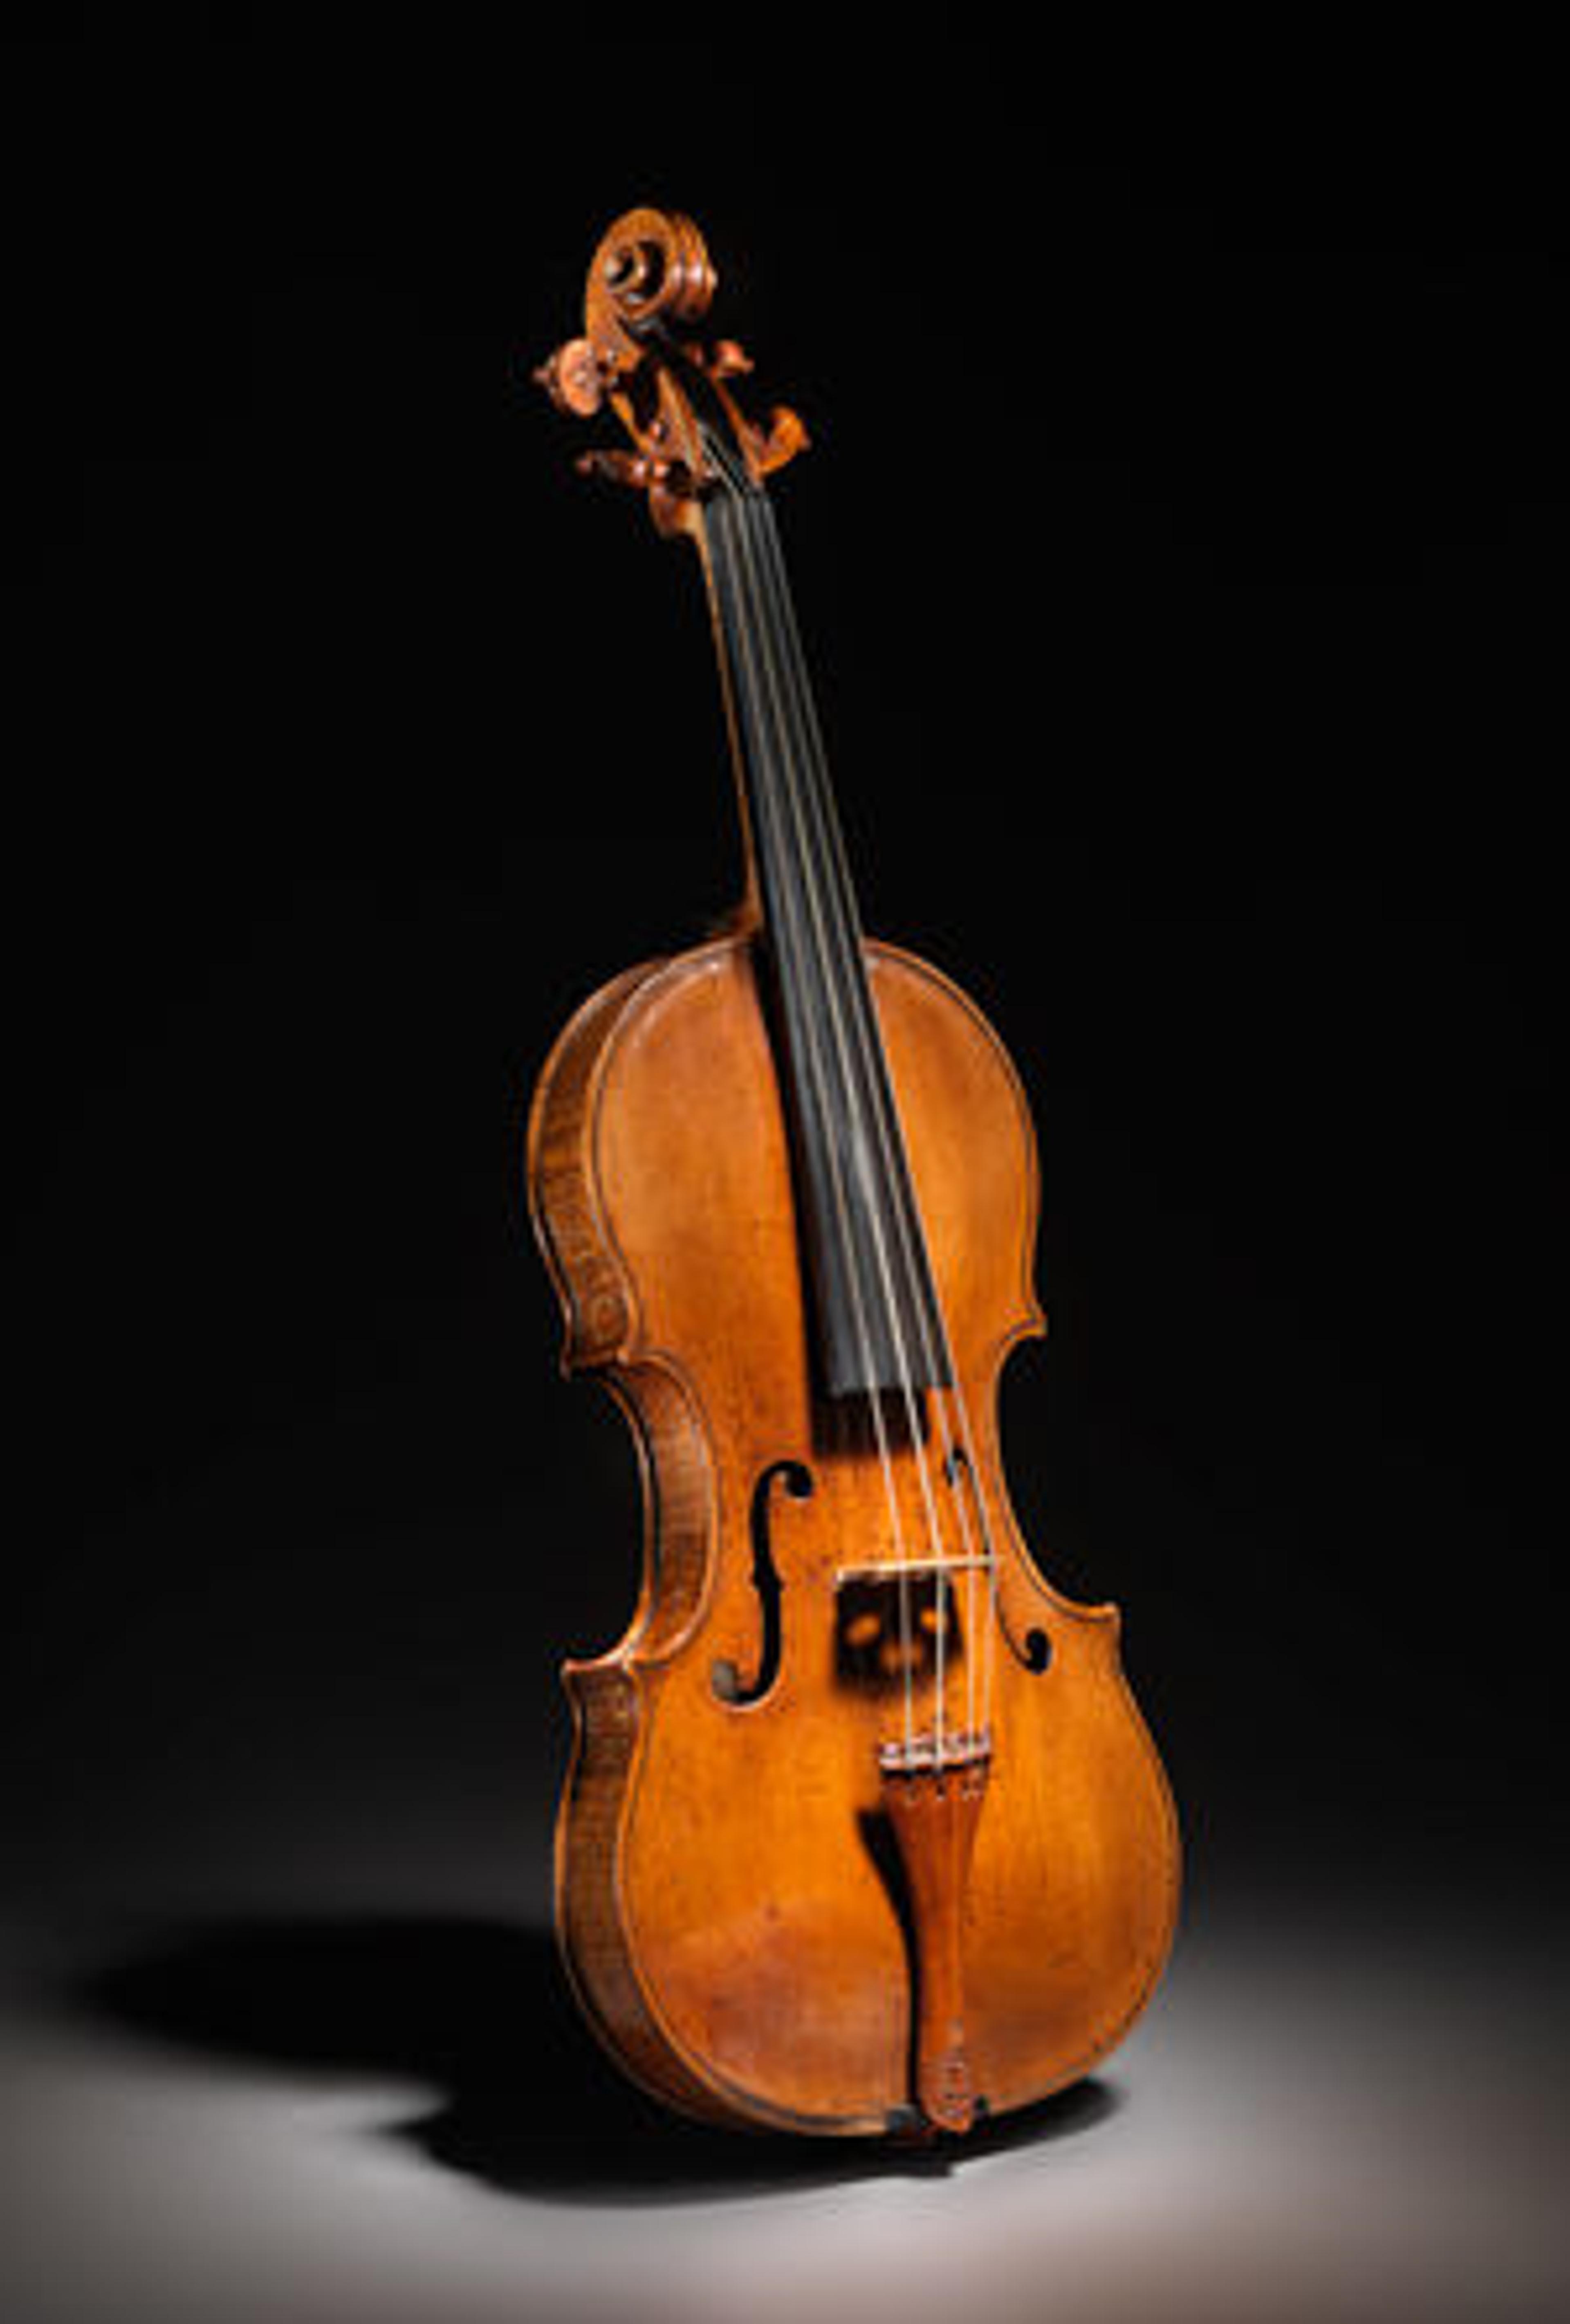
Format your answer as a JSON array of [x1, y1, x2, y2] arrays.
[[528, 933, 1180, 2135]]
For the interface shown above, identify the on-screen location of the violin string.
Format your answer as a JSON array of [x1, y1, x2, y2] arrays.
[[702, 428, 940, 1751], [698, 432, 919, 1760], [731, 485, 949, 1766], [732, 477, 979, 1744], [740, 467, 1005, 1760], [708, 428, 962, 1766], [731, 489, 954, 1762], [714, 455, 921, 1760]]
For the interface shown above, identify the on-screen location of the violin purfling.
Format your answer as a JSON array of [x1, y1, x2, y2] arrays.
[[527, 207, 1179, 2137]]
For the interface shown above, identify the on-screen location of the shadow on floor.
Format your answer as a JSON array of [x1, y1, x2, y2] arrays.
[[68, 1914, 1118, 2203]]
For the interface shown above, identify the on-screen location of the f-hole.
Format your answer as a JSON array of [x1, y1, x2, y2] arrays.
[[710, 1458, 811, 1706], [943, 1445, 1052, 1676]]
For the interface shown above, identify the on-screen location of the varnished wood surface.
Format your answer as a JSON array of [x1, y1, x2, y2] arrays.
[[528, 931, 1180, 2135]]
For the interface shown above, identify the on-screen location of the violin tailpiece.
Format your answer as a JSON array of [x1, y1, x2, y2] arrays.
[[879, 1738, 991, 2134]]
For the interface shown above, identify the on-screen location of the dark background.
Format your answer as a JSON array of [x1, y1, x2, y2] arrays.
[[6, 15, 1564, 1985]]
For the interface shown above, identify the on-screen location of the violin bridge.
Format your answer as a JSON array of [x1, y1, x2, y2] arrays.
[[879, 1731, 991, 2135], [834, 1562, 986, 1693]]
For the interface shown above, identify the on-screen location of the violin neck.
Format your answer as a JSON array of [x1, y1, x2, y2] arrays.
[[700, 484, 951, 1400]]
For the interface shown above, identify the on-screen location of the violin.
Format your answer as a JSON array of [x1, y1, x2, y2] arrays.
[[528, 209, 1179, 2138]]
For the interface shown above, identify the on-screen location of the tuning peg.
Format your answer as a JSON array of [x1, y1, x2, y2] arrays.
[[709, 339, 754, 379], [534, 337, 611, 418], [749, 403, 810, 476], [575, 448, 675, 491]]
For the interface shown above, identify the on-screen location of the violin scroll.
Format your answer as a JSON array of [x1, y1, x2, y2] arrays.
[[584, 207, 716, 352], [534, 204, 808, 535]]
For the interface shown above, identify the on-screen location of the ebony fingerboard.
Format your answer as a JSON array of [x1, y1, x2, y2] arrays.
[[702, 484, 951, 1400]]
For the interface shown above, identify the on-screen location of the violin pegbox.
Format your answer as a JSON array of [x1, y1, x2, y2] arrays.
[[535, 205, 808, 535]]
